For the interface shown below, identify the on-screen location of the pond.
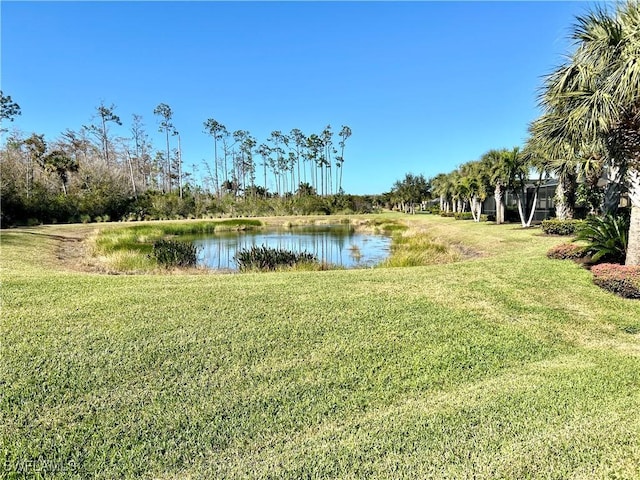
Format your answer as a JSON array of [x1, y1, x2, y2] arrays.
[[192, 225, 392, 271]]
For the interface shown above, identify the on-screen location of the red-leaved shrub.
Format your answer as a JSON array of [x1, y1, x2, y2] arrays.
[[547, 243, 589, 260], [591, 263, 640, 299]]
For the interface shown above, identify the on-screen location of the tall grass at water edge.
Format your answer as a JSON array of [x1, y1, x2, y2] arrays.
[[89, 219, 262, 271], [380, 230, 461, 267]]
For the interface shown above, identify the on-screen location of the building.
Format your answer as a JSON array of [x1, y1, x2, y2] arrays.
[[482, 178, 559, 222]]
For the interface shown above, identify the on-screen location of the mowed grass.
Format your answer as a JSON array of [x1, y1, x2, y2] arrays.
[[1, 216, 640, 479]]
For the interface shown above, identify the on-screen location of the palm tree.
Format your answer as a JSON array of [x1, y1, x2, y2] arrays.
[[553, 157, 578, 221], [529, 118, 580, 221], [482, 149, 509, 224], [42, 150, 78, 195], [628, 168, 640, 264], [522, 143, 552, 227], [470, 160, 491, 222], [429, 173, 448, 212], [441, 173, 455, 213], [502, 147, 529, 226], [536, 3, 640, 265], [577, 151, 605, 215], [459, 161, 489, 222]]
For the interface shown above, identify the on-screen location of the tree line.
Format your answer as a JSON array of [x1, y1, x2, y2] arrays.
[[387, 3, 640, 266], [426, 2, 640, 265], [428, 146, 604, 228], [0, 95, 364, 225]]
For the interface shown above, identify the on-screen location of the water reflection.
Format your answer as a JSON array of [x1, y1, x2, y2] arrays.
[[192, 225, 391, 271]]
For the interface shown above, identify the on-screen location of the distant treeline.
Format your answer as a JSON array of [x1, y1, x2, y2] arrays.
[[0, 97, 392, 226], [1, 134, 381, 224]]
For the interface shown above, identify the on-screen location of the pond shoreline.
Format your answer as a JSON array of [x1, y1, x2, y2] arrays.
[[29, 215, 474, 274]]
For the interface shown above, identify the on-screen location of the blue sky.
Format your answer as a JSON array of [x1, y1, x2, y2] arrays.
[[2, 1, 589, 195]]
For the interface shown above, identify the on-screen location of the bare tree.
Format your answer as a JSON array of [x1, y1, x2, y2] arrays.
[[84, 102, 122, 165], [154, 103, 175, 193], [337, 125, 352, 193], [203, 118, 226, 198]]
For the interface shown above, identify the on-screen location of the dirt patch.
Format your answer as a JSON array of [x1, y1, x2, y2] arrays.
[[450, 242, 485, 260], [54, 235, 130, 274], [54, 236, 93, 271], [13, 229, 102, 273]]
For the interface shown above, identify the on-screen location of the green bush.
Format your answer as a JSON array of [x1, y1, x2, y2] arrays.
[[151, 239, 199, 268], [428, 206, 441, 215], [575, 214, 629, 263], [235, 245, 317, 272], [441, 211, 486, 220], [547, 243, 589, 260], [591, 263, 640, 299], [454, 212, 474, 221], [541, 219, 584, 235]]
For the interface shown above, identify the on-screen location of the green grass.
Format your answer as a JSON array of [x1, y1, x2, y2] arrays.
[[2, 215, 640, 479]]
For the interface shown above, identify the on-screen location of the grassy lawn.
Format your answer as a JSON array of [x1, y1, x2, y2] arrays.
[[2, 215, 640, 479]]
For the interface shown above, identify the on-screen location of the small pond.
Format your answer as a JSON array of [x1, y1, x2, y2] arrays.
[[192, 225, 392, 271]]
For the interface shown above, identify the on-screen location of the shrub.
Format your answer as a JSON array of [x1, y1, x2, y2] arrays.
[[428, 206, 441, 215], [235, 245, 317, 271], [574, 214, 629, 263], [591, 263, 640, 299], [440, 211, 455, 218], [546, 243, 589, 260], [454, 212, 474, 221], [151, 239, 199, 268], [541, 219, 584, 236]]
